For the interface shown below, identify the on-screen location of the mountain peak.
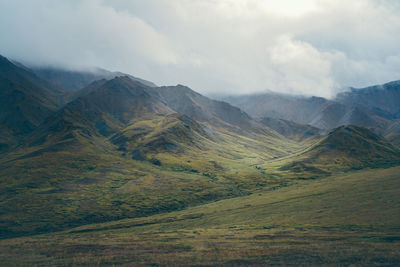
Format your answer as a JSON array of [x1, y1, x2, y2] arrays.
[[279, 125, 400, 176], [103, 75, 143, 90], [312, 125, 399, 168]]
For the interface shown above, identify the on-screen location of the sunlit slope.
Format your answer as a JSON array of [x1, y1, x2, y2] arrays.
[[1, 167, 399, 266], [278, 125, 400, 177]]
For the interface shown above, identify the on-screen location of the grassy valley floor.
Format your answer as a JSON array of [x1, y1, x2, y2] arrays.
[[1, 166, 399, 266]]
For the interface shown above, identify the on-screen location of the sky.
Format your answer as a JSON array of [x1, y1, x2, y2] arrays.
[[1, 0, 400, 98]]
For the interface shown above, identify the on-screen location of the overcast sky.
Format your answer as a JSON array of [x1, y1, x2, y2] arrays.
[[1, 0, 400, 97]]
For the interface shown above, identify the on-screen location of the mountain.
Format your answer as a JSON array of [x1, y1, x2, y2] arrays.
[[28, 77, 284, 157], [222, 92, 328, 124], [309, 101, 386, 130], [280, 125, 400, 176], [1, 54, 399, 265], [157, 85, 270, 135], [31, 66, 157, 91], [258, 117, 322, 142], [27, 76, 171, 148], [222, 92, 380, 129], [222, 83, 400, 145], [336, 80, 400, 116], [0, 55, 66, 151], [0, 73, 302, 238]]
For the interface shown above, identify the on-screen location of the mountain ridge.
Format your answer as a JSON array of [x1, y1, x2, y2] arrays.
[[30, 66, 157, 91], [222, 81, 400, 145]]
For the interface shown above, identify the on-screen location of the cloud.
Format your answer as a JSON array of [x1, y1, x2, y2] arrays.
[[0, 1, 179, 67], [266, 36, 336, 98], [0, 0, 400, 97]]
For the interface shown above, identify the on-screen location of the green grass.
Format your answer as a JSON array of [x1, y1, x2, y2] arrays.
[[0, 167, 399, 266]]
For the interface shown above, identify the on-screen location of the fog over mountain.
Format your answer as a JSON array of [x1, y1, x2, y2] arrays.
[[1, 0, 400, 97]]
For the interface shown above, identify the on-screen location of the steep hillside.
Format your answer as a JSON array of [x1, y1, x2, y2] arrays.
[[158, 85, 259, 133], [19, 76, 175, 163], [0, 55, 65, 151], [336, 80, 400, 116], [259, 117, 322, 142], [384, 119, 400, 145], [280, 125, 400, 175], [110, 113, 211, 158], [309, 102, 384, 130]]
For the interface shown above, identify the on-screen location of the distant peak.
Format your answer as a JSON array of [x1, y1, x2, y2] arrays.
[[329, 125, 365, 134], [105, 75, 140, 87]]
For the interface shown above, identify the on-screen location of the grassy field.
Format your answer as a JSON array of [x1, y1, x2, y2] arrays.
[[1, 166, 399, 266]]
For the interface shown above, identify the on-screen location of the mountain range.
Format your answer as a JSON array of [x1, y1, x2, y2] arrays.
[[0, 53, 399, 243], [222, 84, 400, 145]]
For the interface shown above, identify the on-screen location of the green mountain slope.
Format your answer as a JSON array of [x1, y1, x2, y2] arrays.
[[280, 125, 400, 176]]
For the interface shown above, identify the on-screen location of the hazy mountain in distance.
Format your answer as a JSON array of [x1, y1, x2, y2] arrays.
[[222, 92, 329, 125], [336, 80, 400, 117], [222, 82, 400, 145], [30, 66, 157, 91], [258, 117, 322, 142]]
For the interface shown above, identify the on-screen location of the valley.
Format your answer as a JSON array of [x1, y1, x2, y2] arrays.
[[0, 54, 399, 266]]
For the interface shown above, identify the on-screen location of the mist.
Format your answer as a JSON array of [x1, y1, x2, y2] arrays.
[[1, 0, 400, 98]]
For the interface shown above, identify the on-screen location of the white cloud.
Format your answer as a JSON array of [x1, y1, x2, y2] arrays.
[[267, 36, 336, 98], [0, 0, 179, 69], [0, 0, 400, 97]]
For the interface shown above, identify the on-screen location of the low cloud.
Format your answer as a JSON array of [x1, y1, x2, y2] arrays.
[[1, 0, 400, 97]]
